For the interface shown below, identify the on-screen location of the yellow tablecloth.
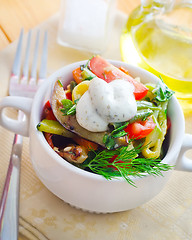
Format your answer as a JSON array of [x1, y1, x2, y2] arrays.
[[0, 11, 192, 240]]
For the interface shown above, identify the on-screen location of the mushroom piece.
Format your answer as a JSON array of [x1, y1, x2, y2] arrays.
[[55, 144, 88, 164]]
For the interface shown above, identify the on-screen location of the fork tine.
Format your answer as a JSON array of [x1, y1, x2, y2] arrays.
[[0, 28, 48, 240], [10, 29, 48, 98], [12, 28, 24, 76], [39, 31, 48, 80], [30, 30, 40, 81], [22, 30, 32, 79]]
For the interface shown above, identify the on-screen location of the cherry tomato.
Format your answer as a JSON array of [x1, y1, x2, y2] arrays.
[[65, 91, 72, 100], [89, 56, 148, 100], [124, 116, 156, 139], [42, 100, 57, 120]]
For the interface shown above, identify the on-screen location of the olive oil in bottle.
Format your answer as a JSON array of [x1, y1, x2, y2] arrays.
[[120, 3, 192, 113]]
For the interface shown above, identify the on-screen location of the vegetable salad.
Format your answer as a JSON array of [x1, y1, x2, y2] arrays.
[[37, 56, 174, 186]]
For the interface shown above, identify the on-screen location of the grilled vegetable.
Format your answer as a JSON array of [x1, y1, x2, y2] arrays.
[[51, 79, 129, 148]]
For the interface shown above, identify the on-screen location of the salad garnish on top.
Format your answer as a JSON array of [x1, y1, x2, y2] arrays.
[[37, 56, 174, 186]]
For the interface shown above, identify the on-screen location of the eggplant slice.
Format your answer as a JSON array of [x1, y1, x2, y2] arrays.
[[51, 79, 128, 148]]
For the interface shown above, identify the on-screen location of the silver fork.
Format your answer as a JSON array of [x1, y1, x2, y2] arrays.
[[0, 29, 48, 240]]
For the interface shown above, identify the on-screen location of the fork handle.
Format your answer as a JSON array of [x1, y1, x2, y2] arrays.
[[0, 112, 24, 240]]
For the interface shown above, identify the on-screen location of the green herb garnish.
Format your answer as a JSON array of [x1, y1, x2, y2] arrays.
[[102, 72, 106, 79], [58, 79, 63, 87], [137, 100, 161, 110], [60, 99, 76, 116], [82, 144, 173, 187], [81, 68, 96, 81], [80, 57, 96, 81], [154, 76, 174, 102], [129, 109, 153, 123], [103, 134, 116, 150], [103, 122, 129, 150]]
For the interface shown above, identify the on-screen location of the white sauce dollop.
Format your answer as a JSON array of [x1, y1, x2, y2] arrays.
[[76, 77, 137, 132]]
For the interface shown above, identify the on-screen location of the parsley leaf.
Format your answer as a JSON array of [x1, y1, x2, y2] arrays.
[[154, 76, 174, 102], [103, 122, 129, 150], [60, 99, 76, 116]]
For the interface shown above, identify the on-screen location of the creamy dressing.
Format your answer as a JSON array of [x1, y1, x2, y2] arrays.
[[76, 77, 137, 132]]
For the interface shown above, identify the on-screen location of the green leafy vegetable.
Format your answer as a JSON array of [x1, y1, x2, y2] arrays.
[[129, 109, 153, 123], [103, 134, 116, 150], [80, 57, 96, 81], [137, 100, 161, 110], [153, 76, 174, 102], [103, 122, 129, 150], [60, 99, 76, 115], [81, 68, 96, 80], [66, 104, 76, 115]]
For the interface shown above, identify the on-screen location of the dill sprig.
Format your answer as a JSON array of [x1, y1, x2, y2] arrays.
[[82, 144, 173, 187]]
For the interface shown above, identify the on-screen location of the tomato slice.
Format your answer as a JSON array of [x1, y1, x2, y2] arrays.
[[88, 55, 148, 100], [44, 132, 54, 148], [108, 155, 124, 171], [124, 117, 156, 139], [42, 100, 57, 121], [65, 91, 72, 100]]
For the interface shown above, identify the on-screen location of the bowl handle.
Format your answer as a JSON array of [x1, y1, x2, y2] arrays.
[[0, 96, 33, 137], [175, 134, 192, 171]]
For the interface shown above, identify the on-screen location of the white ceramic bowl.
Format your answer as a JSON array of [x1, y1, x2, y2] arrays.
[[1, 60, 192, 213]]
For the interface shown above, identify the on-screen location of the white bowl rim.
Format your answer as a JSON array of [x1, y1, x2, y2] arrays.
[[32, 59, 185, 184]]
